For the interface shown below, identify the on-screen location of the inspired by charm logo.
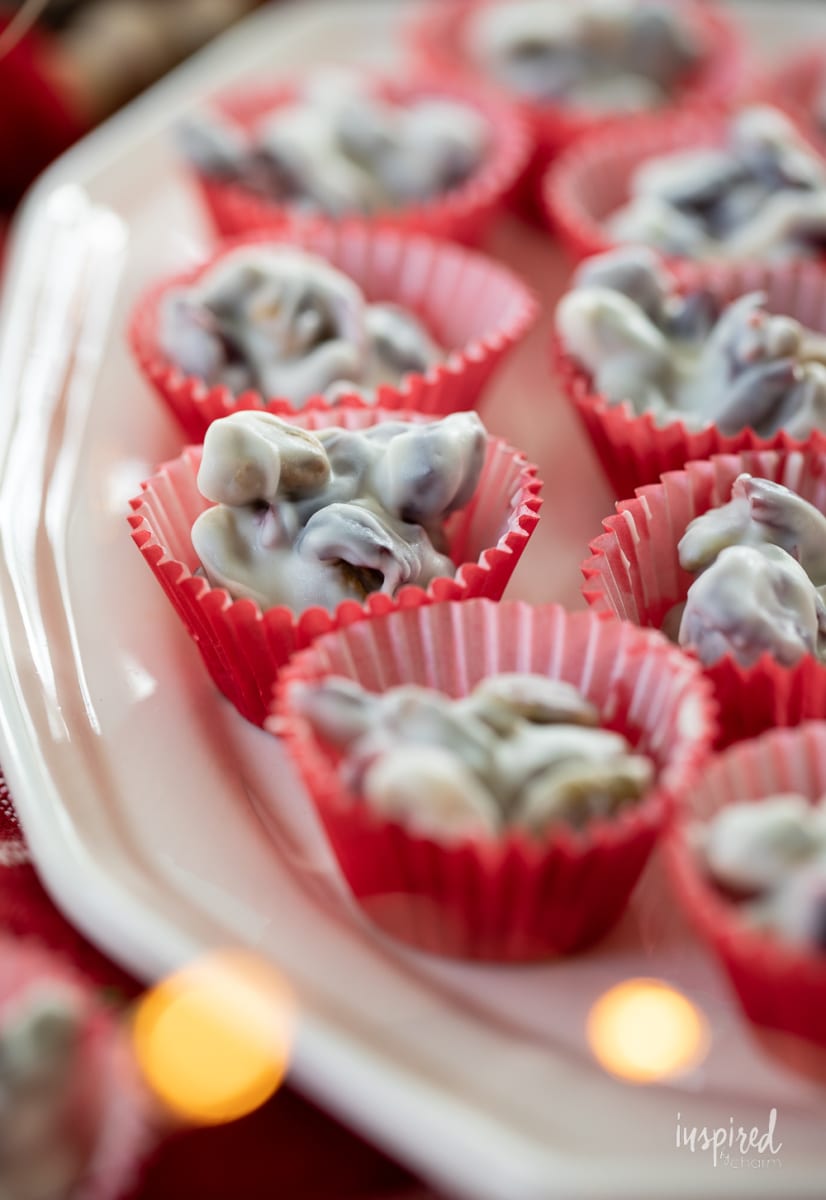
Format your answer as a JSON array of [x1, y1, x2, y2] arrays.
[[676, 1109, 783, 1169]]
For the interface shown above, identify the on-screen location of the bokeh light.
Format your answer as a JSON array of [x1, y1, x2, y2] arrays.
[[133, 950, 295, 1124], [586, 978, 709, 1084]]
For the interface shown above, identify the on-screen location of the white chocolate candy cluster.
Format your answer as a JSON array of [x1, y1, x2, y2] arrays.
[[192, 410, 486, 613], [698, 795, 826, 949], [295, 673, 654, 842], [0, 990, 97, 1199], [159, 248, 443, 408], [677, 474, 826, 667], [555, 245, 826, 436], [608, 107, 826, 261], [467, 0, 699, 112], [179, 69, 489, 215]]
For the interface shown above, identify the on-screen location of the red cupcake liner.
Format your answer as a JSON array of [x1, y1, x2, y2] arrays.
[[581, 448, 826, 746], [543, 106, 825, 264], [129, 225, 538, 442], [270, 598, 715, 961], [408, 0, 745, 219], [0, 936, 152, 1200], [665, 722, 826, 1070], [552, 258, 826, 498], [128, 409, 542, 727], [189, 73, 531, 247]]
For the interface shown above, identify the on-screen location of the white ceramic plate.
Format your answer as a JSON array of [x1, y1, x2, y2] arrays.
[[2, 3, 826, 1198]]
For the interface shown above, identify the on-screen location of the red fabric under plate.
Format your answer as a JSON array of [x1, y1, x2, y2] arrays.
[[0, 20, 87, 208], [0, 792, 433, 1199]]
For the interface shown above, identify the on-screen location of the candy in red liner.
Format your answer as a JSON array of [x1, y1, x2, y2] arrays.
[[269, 598, 715, 961], [408, 0, 744, 220], [551, 258, 826, 498], [544, 110, 736, 263], [129, 225, 538, 442], [543, 107, 826, 265], [0, 936, 151, 1200], [581, 448, 826, 746], [666, 722, 826, 1077], [188, 74, 530, 246], [128, 409, 542, 727]]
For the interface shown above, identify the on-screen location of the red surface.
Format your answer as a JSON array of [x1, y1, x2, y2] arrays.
[[0, 791, 431, 1199]]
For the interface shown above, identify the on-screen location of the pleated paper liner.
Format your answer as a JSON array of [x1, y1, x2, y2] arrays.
[[408, 0, 745, 221], [128, 408, 542, 727], [665, 723, 826, 1079], [551, 259, 826, 499], [582, 448, 826, 747], [129, 225, 538, 442], [269, 598, 716, 962], [0, 937, 152, 1200], [189, 72, 531, 247]]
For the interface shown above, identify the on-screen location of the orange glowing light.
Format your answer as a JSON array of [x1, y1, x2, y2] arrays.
[[132, 950, 294, 1124], [586, 978, 709, 1084]]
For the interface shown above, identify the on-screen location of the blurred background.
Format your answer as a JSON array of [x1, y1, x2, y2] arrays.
[[0, 0, 820, 217], [0, 0, 268, 214]]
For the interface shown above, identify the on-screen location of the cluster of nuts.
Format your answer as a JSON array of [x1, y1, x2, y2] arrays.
[[296, 672, 654, 842], [556, 245, 826, 437], [677, 474, 826, 668], [192, 410, 486, 612], [179, 70, 489, 216], [608, 107, 826, 260], [467, 0, 700, 112], [160, 248, 443, 408], [699, 795, 826, 949]]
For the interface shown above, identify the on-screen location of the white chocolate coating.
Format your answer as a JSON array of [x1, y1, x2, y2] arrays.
[[555, 245, 826, 437], [362, 746, 500, 843], [363, 303, 442, 392], [678, 543, 826, 668], [294, 674, 653, 841], [679, 474, 826, 583], [159, 247, 443, 407], [516, 753, 653, 834], [0, 990, 96, 1200], [192, 410, 485, 613], [699, 794, 826, 949], [556, 283, 676, 421], [700, 795, 826, 894], [467, 0, 699, 111], [178, 71, 489, 215], [675, 475, 826, 668], [467, 673, 600, 731], [339, 685, 497, 788], [754, 858, 826, 948], [608, 107, 826, 261]]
